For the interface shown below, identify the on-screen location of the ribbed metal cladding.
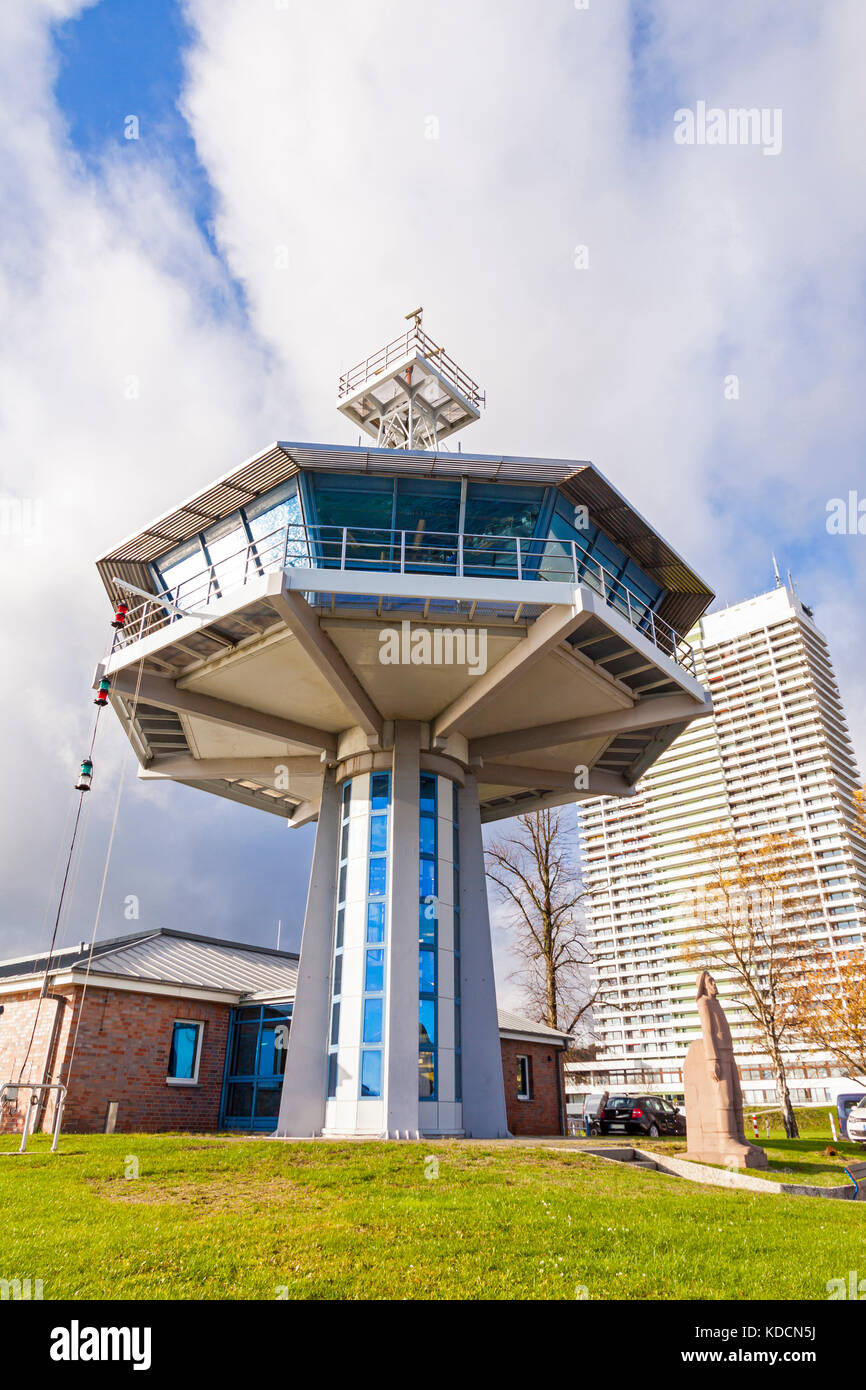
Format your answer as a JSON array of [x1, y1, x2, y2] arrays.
[[94, 440, 714, 630]]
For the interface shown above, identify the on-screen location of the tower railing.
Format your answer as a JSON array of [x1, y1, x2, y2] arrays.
[[112, 522, 695, 674], [337, 324, 484, 408]]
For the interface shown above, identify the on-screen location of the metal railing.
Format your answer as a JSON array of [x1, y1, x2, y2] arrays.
[[338, 324, 484, 408], [0, 1082, 67, 1153], [111, 521, 695, 674]]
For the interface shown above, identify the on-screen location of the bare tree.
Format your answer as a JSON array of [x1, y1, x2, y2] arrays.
[[789, 947, 866, 1085], [486, 808, 598, 1036], [682, 828, 831, 1139]]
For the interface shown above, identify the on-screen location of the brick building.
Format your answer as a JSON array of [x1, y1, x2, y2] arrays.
[[0, 929, 570, 1137], [498, 1010, 570, 1136]]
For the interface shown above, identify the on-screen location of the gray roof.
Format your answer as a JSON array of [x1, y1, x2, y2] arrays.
[[0, 930, 565, 1034], [497, 1008, 571, 1045], [0, 929, 298, 1004]]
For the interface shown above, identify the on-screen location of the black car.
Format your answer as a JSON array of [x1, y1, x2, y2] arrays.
[[599, 1094, 686, 1139]]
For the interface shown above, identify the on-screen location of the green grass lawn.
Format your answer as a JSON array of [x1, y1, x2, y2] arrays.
[[2, 1131, 865, 1300]]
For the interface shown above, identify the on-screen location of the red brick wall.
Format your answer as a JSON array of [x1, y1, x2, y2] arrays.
[[0, 989, 74, 1134], [0, 985, 230, 1134], [501, 1038, 565, 1136]]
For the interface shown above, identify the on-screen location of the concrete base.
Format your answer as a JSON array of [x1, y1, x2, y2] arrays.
[[685, 1142, 768, 1170]]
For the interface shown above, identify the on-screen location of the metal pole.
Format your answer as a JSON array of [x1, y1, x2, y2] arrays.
[[570, 541, 578, 585], [649, 609, 657, 648], [340, 527, 347, 570], [400, 530, 406, 574], [50, 1094, 66, 1153], [515, 537, 522, 582], [19, 1097, 33, 1154]]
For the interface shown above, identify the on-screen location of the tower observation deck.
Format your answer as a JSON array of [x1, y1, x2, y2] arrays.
[[94, 317, 714, 1139]]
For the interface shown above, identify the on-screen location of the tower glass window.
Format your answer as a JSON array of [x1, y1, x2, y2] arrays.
[[360, 772, 390, 1099], [418, 774, 438, 1100], [327, 779, 353, 1099]]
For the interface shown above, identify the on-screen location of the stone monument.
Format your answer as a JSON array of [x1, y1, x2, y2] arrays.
[[684, 971, 768, 1170]]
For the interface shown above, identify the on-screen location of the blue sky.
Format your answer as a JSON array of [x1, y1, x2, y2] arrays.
[[2, 0, 865, 988]]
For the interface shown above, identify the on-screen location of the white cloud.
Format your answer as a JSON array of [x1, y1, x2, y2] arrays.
[[0, 0, 299, 958], [2, 0, 865, 973]]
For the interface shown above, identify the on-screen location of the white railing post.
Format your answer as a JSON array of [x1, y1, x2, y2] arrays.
[[340, 527, 347, 570], [18, 1096, 33, 1154], [400, 530, 406, 574], [458, 533, 464, 577], [649, 609, 657, 649], [516, 537, 522, 581], [570, 541, 578, 584], [626, 589, 633, 629]]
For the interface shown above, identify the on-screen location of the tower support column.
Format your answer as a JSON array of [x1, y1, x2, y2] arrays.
[[384, 722, 421, 1135], [458, 773, 510, 1137], [276, 767, 339, 1137]]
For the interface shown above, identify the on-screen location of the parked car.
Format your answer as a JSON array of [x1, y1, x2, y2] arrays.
[[582, 1090, 609, 1137], [846, 1096, 866, 1144], [599, 1094, 686, 1139]]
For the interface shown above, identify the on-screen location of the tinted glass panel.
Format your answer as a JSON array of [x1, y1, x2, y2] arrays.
[[419, 948, 435, 994], [418, 1051, 435, 1098], [419, 857, 436, 900], [367, 902, 385, 942], [253, 1081, 281, 1118], [363, 997, 383, 1044], [370, 815, 388, 853], [419, 998, 436, 1048], [368, 857, 387, 897], [365, 949, 385, 993], [370, 773, 390, 810], [360, 1049, 382, 1098], [229, 1021, 258, 1077], [464, 482, 544, 542], [419, 816, 436, 857]]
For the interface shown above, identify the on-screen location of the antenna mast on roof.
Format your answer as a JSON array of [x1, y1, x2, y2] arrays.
[[772, 553, 782, 588], [336, 312, 485, 451]]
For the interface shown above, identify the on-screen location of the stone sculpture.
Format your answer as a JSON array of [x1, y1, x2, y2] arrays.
[[684, 970, 768, 1170]]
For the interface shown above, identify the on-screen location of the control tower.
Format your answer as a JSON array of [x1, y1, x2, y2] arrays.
[[94, 317, 714, 1138]]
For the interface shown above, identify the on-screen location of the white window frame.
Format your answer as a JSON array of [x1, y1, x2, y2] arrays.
[[166, 1019, 204, 1086], [516, 1054, 532, 1101]]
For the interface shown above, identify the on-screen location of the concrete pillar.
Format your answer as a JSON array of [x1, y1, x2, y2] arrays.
[[384, 721, 421, 1136], [276, 767, 339, 1136], [458, 773, 510, 1137]]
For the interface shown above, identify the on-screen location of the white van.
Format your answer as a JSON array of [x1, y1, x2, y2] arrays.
[[847, 1096, 866, 1144]]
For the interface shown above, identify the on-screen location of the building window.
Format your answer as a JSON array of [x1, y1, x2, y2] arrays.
[[419, 773, 438, 1100], [360, 772, 390, 1099], [328, 779, 353, 1099], [152, 478, 303, 609], [220, 1003, 293, 1129], [516, 1054, 532, 1101], [453, 782, 462, 1103], [167, 1021, 203, 1085]]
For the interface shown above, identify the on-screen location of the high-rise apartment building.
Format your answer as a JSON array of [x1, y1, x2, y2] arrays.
[[568, 585, 866, 1113]]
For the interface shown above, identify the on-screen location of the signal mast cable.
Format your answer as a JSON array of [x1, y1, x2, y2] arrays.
[[15, 598, 130, 1084]]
